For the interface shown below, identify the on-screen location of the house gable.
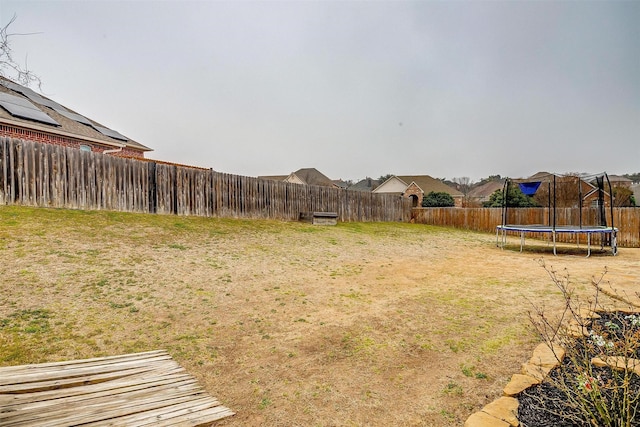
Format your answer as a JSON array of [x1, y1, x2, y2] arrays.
[[285, 173, 306, 185], [372, 176, 408, 194], [403, 182, 424, 207]]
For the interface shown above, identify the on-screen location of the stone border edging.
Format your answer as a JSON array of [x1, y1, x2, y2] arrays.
[[464, 341, 561, 427], [464, 307, 640, 427]]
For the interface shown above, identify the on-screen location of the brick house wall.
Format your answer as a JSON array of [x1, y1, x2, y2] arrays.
[[403, 182, 423, 207], [403, 182, 463, 207], [0, 123, 144, 158]]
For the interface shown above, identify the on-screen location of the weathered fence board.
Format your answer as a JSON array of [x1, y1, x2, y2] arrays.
[[412, 207, 640, 248], [0, 138, 411, 223]]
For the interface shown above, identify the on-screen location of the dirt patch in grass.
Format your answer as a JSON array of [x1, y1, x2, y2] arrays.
[[1, 206, 639, 426]]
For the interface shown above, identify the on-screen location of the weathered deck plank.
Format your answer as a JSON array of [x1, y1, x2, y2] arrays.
[[1, 375, 197, 408], [0, 353, 173, 385], [0, 350, 234, 427]]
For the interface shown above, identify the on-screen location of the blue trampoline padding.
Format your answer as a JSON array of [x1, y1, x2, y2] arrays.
[[519, 181, 541, 195]]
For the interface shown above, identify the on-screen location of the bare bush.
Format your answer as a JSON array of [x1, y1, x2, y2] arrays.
[[523, 260, 640, 427]]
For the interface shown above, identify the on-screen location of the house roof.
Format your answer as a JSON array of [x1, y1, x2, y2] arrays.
[[0, 77, 151, 152], [258, 175, 289, 182], [333, 180, 350, 189], [257, 168, 337, 187], [290, 168, 337, 187], [396, 175, 464, 197], [608, 175, 633, 184], [523, 171, 554, 182], [468, 180, 505, 199], [348, 178, 381, 192]]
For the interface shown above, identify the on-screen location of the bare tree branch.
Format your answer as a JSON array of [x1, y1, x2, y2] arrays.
[[0, 14, 42, 89]]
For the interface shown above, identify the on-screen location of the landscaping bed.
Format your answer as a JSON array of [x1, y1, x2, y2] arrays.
[[519, 312, 640, 426]]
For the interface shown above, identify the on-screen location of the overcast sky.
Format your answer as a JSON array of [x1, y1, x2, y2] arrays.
[[1, 0, 638, 182]]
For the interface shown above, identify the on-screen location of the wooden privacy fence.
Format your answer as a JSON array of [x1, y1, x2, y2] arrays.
[[412, 207, 640, 248], [0, 138, 411, 222]]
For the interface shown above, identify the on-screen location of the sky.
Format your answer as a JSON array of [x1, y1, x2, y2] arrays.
[[0, 0, 638, 183]]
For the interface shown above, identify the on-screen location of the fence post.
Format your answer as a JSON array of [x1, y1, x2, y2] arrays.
[[148, 162, 157, 214], [172, 165, 178, 215]]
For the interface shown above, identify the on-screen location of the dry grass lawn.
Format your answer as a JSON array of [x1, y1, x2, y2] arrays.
[[1, 206, 639, 426]]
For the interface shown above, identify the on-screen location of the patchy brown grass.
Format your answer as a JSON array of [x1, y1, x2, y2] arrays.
[[1, 206, 639, 426]]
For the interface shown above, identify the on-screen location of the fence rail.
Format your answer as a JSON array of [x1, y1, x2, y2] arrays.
[[0, 138, 411, 222], [412, 207, 640, 248]]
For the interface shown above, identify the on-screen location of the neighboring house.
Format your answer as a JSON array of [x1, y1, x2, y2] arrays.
[[373, 175, 464, 207], [468, 179, 505, 206], [258, 175, 289, 181], [258, 174, 289, 182], [0, 77, 151, 157], [604, 175, 635, 206], [332, 179, 350, 189], [521, 172, 609, 208], [607, 175, 633, 189], [259, 168, 339, 188], [348, 177, 381, 192], [632, 184, 640, 205]]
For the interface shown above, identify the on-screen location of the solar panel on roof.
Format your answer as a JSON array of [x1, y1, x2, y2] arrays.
[[93, 125, 128, 141], [0, 92, 60, 126], [9, 84, 68, 112], [28, 95, 95, 127], [25, 92, 63, 111], [1, 80, 44, 102], [13, 85, 44, 101], [0, 80, 22, 92], [55, 109, 94, 126], [0, 79, 80, 117]]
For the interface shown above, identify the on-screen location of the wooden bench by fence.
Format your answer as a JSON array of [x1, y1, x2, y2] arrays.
[[0, 350, 234, 426], [299, 211, 339, 226]]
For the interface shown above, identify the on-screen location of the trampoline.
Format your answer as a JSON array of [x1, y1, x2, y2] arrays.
[[495, 172, 618, 257], [496, 224, 618, 257]]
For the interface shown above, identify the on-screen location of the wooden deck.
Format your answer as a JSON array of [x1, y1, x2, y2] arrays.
[[0, 350, 234, 426]]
